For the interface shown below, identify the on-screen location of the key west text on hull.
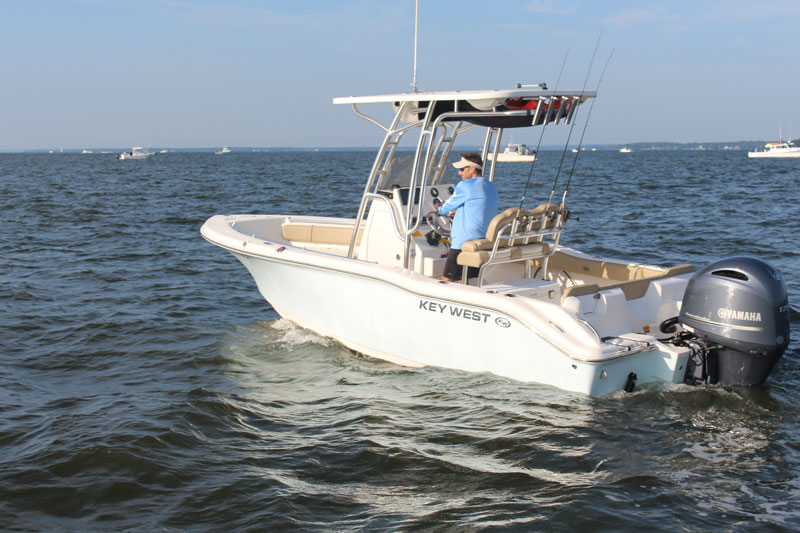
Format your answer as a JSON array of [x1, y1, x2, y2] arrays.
[[201, 87, 790, 396]]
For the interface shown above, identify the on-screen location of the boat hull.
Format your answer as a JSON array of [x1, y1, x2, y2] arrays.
[[235, 252, 687, 395], [747, 151, 800, 158], [487, 153, 536, 162], [201, 215, 690, 396]]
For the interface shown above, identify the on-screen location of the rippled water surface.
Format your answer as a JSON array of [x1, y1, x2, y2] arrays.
[[1, 150, 799, 531]]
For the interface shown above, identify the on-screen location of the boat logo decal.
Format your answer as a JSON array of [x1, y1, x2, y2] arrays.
[[717, 308, 762, 322], [418, 299, 492, 324], [684, 312, 764, 332], [495, 317, 511, 328]]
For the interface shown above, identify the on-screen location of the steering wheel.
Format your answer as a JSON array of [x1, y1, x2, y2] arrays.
[[426, 210, 452, 237]]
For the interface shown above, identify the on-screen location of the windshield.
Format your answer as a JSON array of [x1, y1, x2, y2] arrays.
[[375, 153, 416, 191]]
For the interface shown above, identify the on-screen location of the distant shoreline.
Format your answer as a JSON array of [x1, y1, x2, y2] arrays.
[[2, 140, 797, 154]]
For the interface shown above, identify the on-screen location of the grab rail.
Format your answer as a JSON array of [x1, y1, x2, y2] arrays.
[[364, 192, 405, 242], [474, 223, 564, 285]]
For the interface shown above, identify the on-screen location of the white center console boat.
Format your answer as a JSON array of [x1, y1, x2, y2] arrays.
[[201, 87, 789, 396]]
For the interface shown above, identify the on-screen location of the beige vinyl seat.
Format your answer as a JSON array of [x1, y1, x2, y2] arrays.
[[281, 218, 363, 245], [457, 203, 563, 283], [538, 250, 696, 302]]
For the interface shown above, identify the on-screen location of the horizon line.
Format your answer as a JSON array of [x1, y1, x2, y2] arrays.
[[0, 139, 787, 154]]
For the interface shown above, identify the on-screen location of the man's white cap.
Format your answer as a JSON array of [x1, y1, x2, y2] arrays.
[[452, 156, 483, 170]]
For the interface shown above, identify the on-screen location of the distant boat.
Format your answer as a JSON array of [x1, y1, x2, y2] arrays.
[[747, 140, 800, 159], [214, 147, 232, 155], [486, 143, 536, 162], [117, 147, 153, 160], [619, 147, 632, 153], [81, 149, 93, 154]]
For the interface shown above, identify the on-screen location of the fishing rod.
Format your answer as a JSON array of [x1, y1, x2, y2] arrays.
[[561, 48, 615, 205], [548, 31, 603, 206], [517, 47, 570, 211]]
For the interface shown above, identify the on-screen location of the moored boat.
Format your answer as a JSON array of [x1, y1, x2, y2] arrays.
[[487, 143, 536, 162], [117, 146, 153, 160], [201, 86, 790, 396], [747, 140, 800, 158]]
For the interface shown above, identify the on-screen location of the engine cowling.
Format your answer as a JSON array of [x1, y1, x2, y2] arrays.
[[678, 256, 790, 386]]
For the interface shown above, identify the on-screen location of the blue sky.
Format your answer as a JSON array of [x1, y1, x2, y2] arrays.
[[1, 0, 798, 150]]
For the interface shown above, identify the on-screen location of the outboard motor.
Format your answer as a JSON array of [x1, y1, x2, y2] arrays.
[[674, 256, 790, 386]]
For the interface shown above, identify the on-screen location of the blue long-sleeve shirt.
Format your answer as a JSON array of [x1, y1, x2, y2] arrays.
[[437, 176, 499, 249]]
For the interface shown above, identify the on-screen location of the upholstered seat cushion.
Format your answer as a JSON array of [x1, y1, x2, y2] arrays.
[[461, 239, 493, 252], [517, 242, 550, 258], [457, 246, 521, 268], [559, 263, 696, 302]]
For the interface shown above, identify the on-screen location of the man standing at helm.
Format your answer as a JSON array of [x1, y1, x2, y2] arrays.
[[436, 152, 499, 282]]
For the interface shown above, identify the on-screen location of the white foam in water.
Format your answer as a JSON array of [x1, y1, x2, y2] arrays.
[[269, 318, 332, 347]]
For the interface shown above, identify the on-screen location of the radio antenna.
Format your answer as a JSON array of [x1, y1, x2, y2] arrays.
[[412, 0, 419, 93]]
